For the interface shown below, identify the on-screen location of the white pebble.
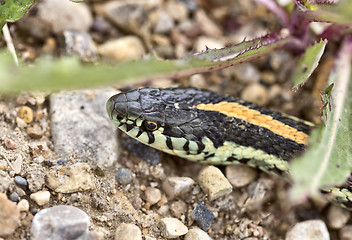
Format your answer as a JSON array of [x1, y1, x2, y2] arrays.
[[145, 187, 162, 206], [114, 223, 142, 240], [285, 220, 329, 240], [225, 165, 257, 187], [327, 204, 350, 229], [30, 191, 50, 206], [198, 166, 233, 201], [185, 227, 213, 240], [160, 217, 188, 238], [17, 199, 29, 212], [162, 177, 195, 199]]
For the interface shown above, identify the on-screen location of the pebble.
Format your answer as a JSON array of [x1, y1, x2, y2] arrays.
[[232, 63, 261, 83], [17, 0, 93, 40], [195, 9, 222, 37], [170, 200, 187, 218], [99, 2, 150, 37], [116, 168, 133, 185], [30, 190, 51, 206], [185, 227, 213, 240], [166, 1, 189, 21], [327, 204, 350, 229], [241, 83, 269, 106], [194, 36, 225, 52], [198, 166, 233, 201], [162, 176, 195, 199], [50, 88, 119, 167], [154, 11, 175, 34], [225, 165, 258, 188], [14, 175, 28, 187], [340, 225, 352, 240], [27, 124, 45, 138], [17, 199, 30, 212], [63, 30, 98, 62], [192, 203, 214, 231], [18, 106, 33, 123], [285, 220, 329, 240], [5, 138, 16, 149], [0, 193, 20, 237], [244, 178, 274, 210], [114, 223, 142, 240], [31, 205, 90, 240], [145, 187, 162, 206], [160, 218, 188, 238], [46, 163, 95, 193], [8, 192, 20, 202], [98, 36, 145, 62]]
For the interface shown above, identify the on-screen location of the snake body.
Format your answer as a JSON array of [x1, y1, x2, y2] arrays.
[[107, 87, 352, 209]]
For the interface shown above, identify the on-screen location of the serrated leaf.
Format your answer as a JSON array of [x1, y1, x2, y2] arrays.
[[290, 36, 352, 202], [0, 0, 36, 27], [296, 0, 352, 24], [0, 33, 291, 93], [292, 40, 327, 89]]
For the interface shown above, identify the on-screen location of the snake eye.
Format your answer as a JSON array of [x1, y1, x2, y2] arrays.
[[143, 120, 159, 131]]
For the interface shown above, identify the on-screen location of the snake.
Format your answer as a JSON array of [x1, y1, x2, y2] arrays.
[[106, 87, 352, 209]]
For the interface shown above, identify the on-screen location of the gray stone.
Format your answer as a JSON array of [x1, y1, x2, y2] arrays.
[[116, 168, 133, 185], [114, 223, 142, 240], [232, 63, 261, 84], [31, 205, 90, 240], [46, 163, 95, 193], [17, 0, 93, 40], [14, 175, 28, 187], [162, 176, 195, 199], [0, 193, 20, 237], [50, 88, 119, 167], [154, 11, 175, 34], [160, 218, 188, 238], [198, 166, 233, 201], [8, 192, 19, 202], [192, 203, 214, 231], [64, 31, 98, 62], [285, 220, 329, 240]]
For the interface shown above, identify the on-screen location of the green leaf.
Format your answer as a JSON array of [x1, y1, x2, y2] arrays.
[[0, 0, 36, 28], [292, 40, 327, 89], [0, 33, 291, 93], [296, 0, 352, 24], [290, 37, 352, 203]]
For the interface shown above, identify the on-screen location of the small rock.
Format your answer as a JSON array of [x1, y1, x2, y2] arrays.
[[5, 138, 16, 149], [0, 193, 20, 237], [64, 30, 98, 62], [114, 223, 142, 240], [17, 0, 93, 40], [189, 74, 207, 89], [116, 168, 133, 185], [162, 177, 195, 199], [170, 200, 187, 218], [50, 88, 119, 167], [18, 106, 33, 123], [285, 220, 329, 240], [166, 1, 189, 21], [30, 190, 51, 206], [14, 176, 28, 187], [195, 36, 224, 52], [198, 166, 233, 201], [8, 192, 20, 202], [98, 36, 145, 62], [261, 71, 277, 85], [31, 205, 90, 240], [193, 203, 214, 231], [160, 218, 188, 238], [244, 178, 274, 210], [45, 163, 95, 193], [327, 204, 350, 229], [145, 187, 162, 206], [185, 227, 213, 240], [154, 11, 174, 34], [241, 83, 269, 106], [340, 225, 352, 240], [195, 9, 222, 37], [17, 199, 30, 212], [27, 124, 45, 138], [225, 165, 258, 188], [232, 63, 261, 83]]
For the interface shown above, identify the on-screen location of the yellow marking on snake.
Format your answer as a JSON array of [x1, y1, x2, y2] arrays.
[[194, 102, 309, 145]]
